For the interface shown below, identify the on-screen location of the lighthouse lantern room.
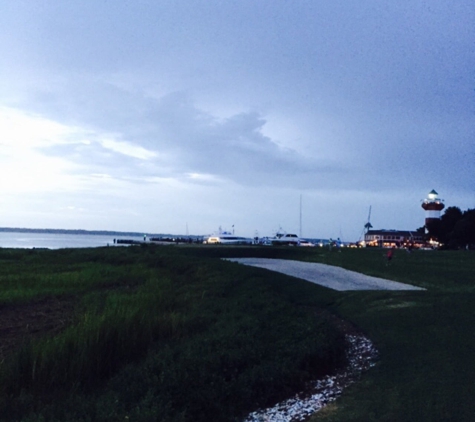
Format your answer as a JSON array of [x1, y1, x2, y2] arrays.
[[421, 189, 445, 232]]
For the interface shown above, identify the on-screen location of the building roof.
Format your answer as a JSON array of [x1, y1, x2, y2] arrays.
[[366, 229, 422, 237]]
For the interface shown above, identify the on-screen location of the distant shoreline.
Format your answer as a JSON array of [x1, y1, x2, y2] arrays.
[[0, 227, 181, 238], [0, 228, 328, 243]]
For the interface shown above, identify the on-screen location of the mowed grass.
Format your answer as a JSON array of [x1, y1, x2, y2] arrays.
[[182, 246, 475, 421], [297, 247, 475, 422], [0, 245, 474, 421]]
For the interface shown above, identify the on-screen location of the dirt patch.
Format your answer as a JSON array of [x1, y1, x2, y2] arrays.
[[0, 296, 78, 361]]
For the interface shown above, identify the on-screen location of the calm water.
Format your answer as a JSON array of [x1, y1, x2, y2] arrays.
[[0, 232, 143, 249]]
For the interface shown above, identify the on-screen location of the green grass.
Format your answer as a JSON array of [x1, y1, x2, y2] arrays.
[[296, 248, 475, 422], [0, 245, 347, 422], [0, 245, 474, 421], [180, 245, 475, 421]]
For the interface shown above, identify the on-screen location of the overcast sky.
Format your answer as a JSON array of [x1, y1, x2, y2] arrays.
[[0, 1, 473, 240]]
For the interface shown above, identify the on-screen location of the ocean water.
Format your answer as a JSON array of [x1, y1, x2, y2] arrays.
[[0, 232, 143, 249]]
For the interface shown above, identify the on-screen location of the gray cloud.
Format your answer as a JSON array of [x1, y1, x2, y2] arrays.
[[33, 73, 474, 197], [34, 82, 354, 188]]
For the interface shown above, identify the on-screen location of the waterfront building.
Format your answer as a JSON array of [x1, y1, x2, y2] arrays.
[[364, 229, 424, 248]]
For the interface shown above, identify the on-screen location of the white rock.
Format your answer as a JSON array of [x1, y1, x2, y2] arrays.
[[243, 334, 378, 422]]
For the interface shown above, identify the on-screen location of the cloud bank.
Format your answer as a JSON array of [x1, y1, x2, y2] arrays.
[[0, 1, 473, 239]]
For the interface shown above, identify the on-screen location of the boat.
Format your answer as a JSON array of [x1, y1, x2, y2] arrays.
[[298, 239, 316, 247], [203, 227, 252, 245], [203, 234, 253, 245], [270, 232, 301, 246]]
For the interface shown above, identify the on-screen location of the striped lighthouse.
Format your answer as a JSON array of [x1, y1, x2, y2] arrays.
[[421, 189, 445, 233]]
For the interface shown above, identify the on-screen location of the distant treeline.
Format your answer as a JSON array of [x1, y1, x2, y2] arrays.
[[427, 207, 475, 249]]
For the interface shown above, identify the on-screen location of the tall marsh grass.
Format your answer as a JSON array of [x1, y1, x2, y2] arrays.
[[1, 275, 189, 395]]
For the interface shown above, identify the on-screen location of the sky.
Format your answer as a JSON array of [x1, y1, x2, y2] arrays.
[[0, 0, 473, 241]]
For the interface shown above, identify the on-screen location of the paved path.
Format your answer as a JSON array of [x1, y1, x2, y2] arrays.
[[224, 258, 425, 291]]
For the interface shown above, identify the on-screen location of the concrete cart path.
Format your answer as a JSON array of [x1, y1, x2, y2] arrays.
[[224, 258, 425, 291]]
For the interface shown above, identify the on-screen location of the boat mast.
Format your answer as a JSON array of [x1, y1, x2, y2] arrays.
[[299, 194, 302, 238]]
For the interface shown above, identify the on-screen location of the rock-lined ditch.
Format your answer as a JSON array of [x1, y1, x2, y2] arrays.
[[243, 333, 378, 421]]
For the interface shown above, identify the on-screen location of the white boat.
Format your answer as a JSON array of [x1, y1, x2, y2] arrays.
[[203, 234, 253, 245], [298, 240, 316, 247], [271, 232, 301, 246], [203, 227, 252, 245]]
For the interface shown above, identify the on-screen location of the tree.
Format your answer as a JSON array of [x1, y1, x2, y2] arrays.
[[452, 209, 475, 247], [437, 206, 463, 245]]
